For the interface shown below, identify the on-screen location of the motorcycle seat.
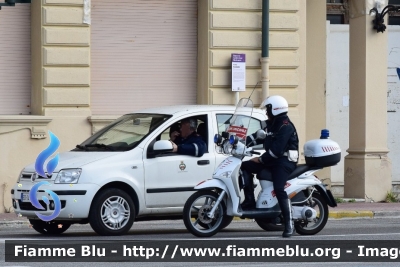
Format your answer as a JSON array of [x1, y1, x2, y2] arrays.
[[288, 164, 310, 179], [257, 164, 321, 181], [257, 168, 273, 181], [288, 164, 322, 179]]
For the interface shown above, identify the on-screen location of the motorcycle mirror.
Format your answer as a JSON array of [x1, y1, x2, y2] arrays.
[[256, 129, 266, 140], [221, 131, 229, 139]]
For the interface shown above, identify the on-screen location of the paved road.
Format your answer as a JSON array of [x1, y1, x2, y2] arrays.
[[1, 218, 400, 240], [1, 218, 400, 266]]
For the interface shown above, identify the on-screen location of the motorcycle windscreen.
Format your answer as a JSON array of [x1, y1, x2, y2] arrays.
[[226, 98, 254, 156]]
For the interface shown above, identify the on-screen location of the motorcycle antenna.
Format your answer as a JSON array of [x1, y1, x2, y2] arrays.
[[243, 80, 261, 107], [249, 80, 261, 99]]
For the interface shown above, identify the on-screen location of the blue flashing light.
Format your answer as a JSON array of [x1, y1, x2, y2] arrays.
[[320, 129, 329, 139], [229, 135, 236, 145], [214, 134, 222, 144]]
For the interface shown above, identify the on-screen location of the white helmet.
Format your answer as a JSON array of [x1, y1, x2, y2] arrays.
[[259, 95, 288, 116]]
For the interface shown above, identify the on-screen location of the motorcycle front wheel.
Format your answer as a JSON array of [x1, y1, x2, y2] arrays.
[[183, 190, 226, 237], [294, 192, 328, 235]]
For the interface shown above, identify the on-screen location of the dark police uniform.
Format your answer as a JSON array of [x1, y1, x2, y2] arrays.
[[175, 132, 206, 157], [241, 114, 299, 208]]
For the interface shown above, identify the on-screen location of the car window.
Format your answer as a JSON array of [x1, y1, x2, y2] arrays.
[[150, 115, 209, 157], [79, 113, 171, 151], [159, 123, 179, 141], [216, 114, 262, 136], [159, 116, 208, 142]]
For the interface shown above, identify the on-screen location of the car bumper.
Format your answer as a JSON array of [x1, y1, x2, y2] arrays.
[[11, 182, 100, 220]]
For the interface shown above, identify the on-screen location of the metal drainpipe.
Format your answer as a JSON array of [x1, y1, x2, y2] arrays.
[[261, 0, 270, 101]]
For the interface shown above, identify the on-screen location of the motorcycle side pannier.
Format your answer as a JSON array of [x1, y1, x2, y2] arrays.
[[304, 139, 341, 167]]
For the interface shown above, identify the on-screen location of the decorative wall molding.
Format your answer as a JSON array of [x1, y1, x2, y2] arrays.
[[0, 116, 52, 139], [87, 116, 119, 134]]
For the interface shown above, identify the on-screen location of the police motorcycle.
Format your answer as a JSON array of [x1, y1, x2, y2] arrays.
[[183, 97, 340, 237]]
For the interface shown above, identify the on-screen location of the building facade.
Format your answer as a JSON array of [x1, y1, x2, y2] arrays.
[[0, 0, 392, 212]]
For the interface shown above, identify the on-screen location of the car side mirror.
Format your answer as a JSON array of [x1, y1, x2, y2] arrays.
[[153, 140, 173, 153]]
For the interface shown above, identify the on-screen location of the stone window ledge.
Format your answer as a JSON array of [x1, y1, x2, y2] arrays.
[[87, 116, 119, 134], [0, 116, 52, 139]]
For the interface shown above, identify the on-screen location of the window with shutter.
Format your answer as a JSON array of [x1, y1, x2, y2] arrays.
[[0, 4, 31, 115]]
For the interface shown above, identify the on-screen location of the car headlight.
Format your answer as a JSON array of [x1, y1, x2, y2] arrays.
[[16, 170, 22, 183], [55, 169, 82, 184]]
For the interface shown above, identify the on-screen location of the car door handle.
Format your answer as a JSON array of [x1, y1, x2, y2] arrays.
[[197, 160, 210, 165]]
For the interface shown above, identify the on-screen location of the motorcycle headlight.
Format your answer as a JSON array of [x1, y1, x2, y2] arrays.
[[55, 169, 82, 184], [217, 171, 232, 179]]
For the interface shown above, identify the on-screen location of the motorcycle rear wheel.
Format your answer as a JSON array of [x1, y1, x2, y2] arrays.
[[294, 192, 328, 235], [183, 190, 226, 237]]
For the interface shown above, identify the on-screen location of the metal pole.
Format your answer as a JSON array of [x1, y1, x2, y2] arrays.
[[261, 0, 270, 101]]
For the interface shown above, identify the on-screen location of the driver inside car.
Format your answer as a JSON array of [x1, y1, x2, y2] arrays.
[[169, 118, 206, 157]]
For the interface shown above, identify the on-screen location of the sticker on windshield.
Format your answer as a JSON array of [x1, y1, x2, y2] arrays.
[[227, 126, 248, 139]]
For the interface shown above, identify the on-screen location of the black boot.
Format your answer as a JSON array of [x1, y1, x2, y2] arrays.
[[279, 198, 293, 238], [241, 171, 256, 210], [241, 187, 256, 210]]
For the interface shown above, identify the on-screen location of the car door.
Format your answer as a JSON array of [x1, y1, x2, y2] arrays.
[[143, 113, 216, 208]]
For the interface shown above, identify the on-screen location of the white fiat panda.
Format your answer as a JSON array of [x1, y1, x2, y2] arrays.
[[11, 105, 267, 236]]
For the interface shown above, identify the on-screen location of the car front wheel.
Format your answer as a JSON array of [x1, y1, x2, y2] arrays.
[[89, 188, 135, 236]]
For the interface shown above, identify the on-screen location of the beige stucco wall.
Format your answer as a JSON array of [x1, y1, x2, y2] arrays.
[[305, 0, 330, 182], [31, 0, 91, 117], [198, 0, 307, 160], [344, 0, 391, 201], [198, 0, 301, 106], [0, 0, 92, 213], [0, 117, 91, 212]]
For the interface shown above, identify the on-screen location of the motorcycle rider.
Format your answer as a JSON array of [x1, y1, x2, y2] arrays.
[[240, 95, 299, 238]]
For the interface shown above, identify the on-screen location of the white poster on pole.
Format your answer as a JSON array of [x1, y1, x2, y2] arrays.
[[231, 53, 246, 92]]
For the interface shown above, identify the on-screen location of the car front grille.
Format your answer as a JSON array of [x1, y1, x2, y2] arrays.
[[18, 200, 66, 211], [20, 172, 54, 180]]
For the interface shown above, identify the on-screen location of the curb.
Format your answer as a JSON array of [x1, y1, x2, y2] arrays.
[[0, 220, 29, 226], [328, 210, 374, 219], [329, 210, 400, 219]]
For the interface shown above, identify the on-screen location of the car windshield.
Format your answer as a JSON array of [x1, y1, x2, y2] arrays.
[[75, 113, 171, 152]]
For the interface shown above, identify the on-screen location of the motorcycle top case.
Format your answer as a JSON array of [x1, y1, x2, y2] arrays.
[[303, 139, 341, 167]]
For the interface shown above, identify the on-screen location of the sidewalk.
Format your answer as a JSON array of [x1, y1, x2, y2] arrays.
[[1, 202, 400, 225]]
